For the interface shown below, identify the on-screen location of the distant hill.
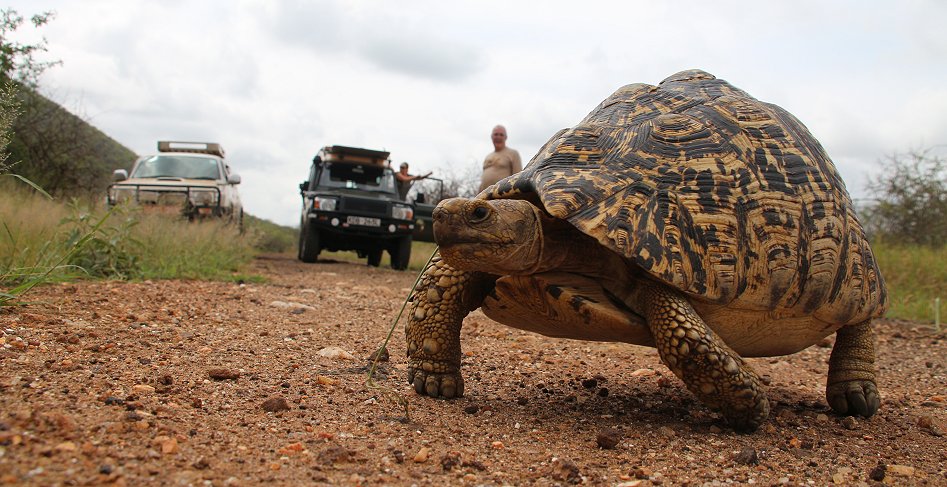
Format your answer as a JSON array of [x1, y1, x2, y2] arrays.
[[7, 84, 137, 199]]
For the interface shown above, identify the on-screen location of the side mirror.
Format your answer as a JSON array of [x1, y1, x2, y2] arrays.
[[227, 173, 242, 184], [113, 169, 128, 182], [299, 181, 308, 193]]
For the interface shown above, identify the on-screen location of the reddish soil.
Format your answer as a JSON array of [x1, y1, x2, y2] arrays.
[[1, 254, 945, 486]]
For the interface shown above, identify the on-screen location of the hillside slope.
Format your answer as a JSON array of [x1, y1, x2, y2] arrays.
[[7, 85, 136, 198]]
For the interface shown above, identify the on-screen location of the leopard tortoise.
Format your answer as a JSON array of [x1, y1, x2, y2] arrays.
[[405, 69, 887, 431]]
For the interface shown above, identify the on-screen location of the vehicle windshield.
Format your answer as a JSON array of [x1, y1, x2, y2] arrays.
[[131, 155, 222, 180], [317, 163, 396, 194]]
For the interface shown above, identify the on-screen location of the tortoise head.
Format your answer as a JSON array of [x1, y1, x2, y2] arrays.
[[433, 198, 546, 274]]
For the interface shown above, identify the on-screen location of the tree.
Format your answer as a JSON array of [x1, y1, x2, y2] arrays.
[[863, 149, 947, 246], [0, 8, 59, 87]]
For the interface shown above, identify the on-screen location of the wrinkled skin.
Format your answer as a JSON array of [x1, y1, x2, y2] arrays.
[[405, 198, 879, 432]]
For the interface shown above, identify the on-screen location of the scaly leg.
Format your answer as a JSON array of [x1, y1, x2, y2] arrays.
[[637, 283, 769, 432], [826, 321, 880, 417], [405, 254, 494, 398]]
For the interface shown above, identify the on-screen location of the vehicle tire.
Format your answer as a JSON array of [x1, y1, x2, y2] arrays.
[[389, 235, 412, 270], [298, 220, 321, 263], [367, 249, 383, 267]]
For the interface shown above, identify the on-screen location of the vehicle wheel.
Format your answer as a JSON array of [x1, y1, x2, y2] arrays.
[[389, 235, 412, 270], [298, 220, 321, 263], [367, 249, 383, 267]]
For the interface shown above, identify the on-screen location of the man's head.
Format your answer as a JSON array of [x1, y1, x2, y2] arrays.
[[400, 162, 409, 173], [491, 125, 508, 151]]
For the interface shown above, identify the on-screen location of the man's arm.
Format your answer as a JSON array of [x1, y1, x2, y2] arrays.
[[511, 150, 523, 174]]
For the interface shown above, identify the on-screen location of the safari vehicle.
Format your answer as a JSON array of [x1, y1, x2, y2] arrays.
[[107, 141, 243, 227], [407, 177, 444, 243], [298, 145, 414, 270]]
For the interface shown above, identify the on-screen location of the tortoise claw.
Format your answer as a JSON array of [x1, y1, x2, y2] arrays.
[[407, 366, 464, 399], [720, 394, 770, 433], [827, 380, 880, 417]]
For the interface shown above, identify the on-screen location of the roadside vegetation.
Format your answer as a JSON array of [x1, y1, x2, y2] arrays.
[[873, 241, 946, 325], [319, 240, 438, 273], [0, 183, 262, 290]]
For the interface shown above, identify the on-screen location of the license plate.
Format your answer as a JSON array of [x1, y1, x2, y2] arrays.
[[346, 215, 381, 227]]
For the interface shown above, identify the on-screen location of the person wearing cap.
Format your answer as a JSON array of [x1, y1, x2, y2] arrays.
[[394, 162, 431, 201]]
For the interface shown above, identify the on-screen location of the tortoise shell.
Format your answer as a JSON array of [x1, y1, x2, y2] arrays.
[[483, 69, 887, 326]]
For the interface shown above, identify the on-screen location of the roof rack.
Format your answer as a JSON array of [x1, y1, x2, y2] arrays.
[[158, 141, 225, 158], [321, 145, 390, 167]]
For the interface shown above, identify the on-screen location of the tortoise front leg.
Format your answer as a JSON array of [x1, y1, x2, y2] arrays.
[[636, 283, 770, 432], [826, 321, 880, 417], [405, 254, 494, 399]]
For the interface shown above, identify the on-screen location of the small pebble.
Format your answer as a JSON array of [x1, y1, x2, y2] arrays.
[[317, 347, 354, 360], [596, 428, 621, 449], [839, 416, 859, 430], [207, 368, 240, 381], [734, 448, 759, 465], [54, 441, 77, 452], [413, 447, 430, 463], [368, 347, 389, 363], [261, 397, 290, 412], [917, 415, 944, 436], [887, 464, 915, 477]]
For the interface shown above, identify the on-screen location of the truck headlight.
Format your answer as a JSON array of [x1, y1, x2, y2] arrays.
[[392, 204, 413, 221], [190, 189, 219, 206], [109, 187, 136, 205], [314, 196, 338, 211]]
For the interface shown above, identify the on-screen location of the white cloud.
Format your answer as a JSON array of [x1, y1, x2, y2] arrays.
[[6, 0, 946, 225]]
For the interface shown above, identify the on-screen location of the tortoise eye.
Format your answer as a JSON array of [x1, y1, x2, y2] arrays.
[[469, 205, 490, 222]]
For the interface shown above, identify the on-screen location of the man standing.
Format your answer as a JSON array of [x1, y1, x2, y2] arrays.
[[479, 124, 522, 192]]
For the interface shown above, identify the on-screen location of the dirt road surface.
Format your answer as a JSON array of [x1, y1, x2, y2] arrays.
[[1, 254, 945, 486]]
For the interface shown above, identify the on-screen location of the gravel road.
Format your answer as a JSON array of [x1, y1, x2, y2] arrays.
[[1, 254, 945, 485]]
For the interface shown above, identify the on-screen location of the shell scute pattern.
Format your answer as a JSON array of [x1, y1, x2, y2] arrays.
[[486, 69, 886, 324]]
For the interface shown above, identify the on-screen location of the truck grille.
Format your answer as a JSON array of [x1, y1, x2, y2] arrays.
[[341, 198, 387, 215]]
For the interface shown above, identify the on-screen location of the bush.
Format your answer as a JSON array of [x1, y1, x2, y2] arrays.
[[863, 149, 947, 246]]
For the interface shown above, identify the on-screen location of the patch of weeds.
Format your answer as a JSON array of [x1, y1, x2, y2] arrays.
[[63, 201, 140, 279]]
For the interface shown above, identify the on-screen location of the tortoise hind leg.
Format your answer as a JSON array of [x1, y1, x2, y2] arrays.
[[826, 321, 880, 417], [636, 283, 770, 432]]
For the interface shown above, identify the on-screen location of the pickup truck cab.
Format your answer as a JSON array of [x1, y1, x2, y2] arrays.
[[108, 141, 243, 227], [298, 145, 414, 270]]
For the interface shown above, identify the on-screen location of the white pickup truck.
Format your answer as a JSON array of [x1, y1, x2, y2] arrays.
[[108, 141, 243, 227]]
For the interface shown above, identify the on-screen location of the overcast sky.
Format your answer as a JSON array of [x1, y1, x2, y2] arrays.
[[8, 0, 947, 226]]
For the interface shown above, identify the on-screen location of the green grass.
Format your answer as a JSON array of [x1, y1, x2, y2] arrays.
[[318, 240, 438, 273], [0, 183, 262, 292], [873, 241, 946, 325], [0, 182, 73, 279], [131, 213, 256, 280], [245, 214, 297, 254]]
